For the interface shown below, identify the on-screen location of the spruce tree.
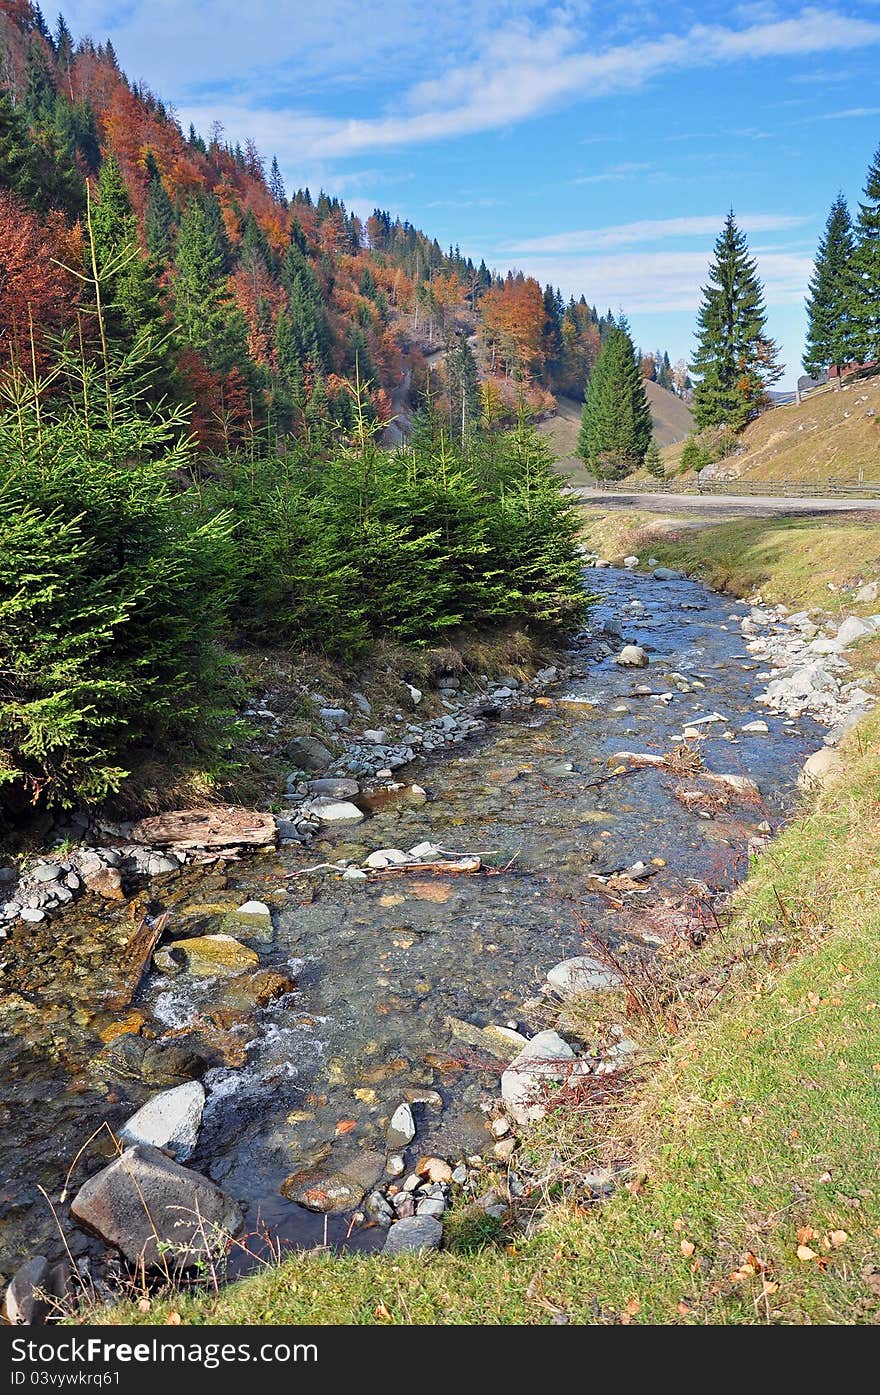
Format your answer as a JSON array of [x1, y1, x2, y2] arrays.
[[853, 144, 880, 362], [145, 173, 175, 262], [173, 194, 252, 378], [691, 212, 782, 429], [804, 194, 861, 380], [577, 322, 652, 478], [90, 154, 175, 395], [445, 333, 480, 443], [269, 155, 286, 204], [644, 440, 664, 478]]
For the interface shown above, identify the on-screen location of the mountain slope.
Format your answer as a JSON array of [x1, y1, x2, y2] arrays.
[[539, 385, 694, 483]]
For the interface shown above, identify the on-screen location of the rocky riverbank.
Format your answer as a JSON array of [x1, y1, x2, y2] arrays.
[[3, 560, 869, 1322]]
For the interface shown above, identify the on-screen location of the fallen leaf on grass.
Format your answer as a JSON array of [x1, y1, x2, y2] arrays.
[[680, 1239, 696, 1257], [797, 1225, 819, 1245], [166, 1312, 182, 1325], [374, 1303, 394, 1322], [797, 1245, 818, 1262]]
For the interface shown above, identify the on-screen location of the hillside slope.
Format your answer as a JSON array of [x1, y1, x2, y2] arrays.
[[539, 384, 694, 483], [665, 376, 880, 485]]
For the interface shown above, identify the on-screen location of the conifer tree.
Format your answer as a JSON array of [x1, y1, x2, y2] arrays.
[[691, 212, 782, 429], [804, 194, 861, 380], [173, 193, 251, 378], [644, 440, 664, 478], [445, 332, 480, 443], [269, 154, 286, 204], [853, 145, 880, 362], [145, 172, 174, 262], [90, 155, 175, 394], [577, 322, 652, 478]]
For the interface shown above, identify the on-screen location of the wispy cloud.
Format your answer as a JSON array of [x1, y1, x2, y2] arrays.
[[177, 8, 880, 161], [572, 161, 652, 184], [820, 105, 880, 119], [513, 249, 813, 313], [506, 212, 810, 255]]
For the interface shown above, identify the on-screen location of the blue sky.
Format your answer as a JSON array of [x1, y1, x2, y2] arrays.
[[64, 2, 880, 386]]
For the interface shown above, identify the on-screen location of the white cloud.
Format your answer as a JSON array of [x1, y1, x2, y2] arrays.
[[571, 161, 653, 184], [506, 212, 811, 255], [515, 249, 813, 312], [162, 7, 880, 162], [821, 105, 880, 119]]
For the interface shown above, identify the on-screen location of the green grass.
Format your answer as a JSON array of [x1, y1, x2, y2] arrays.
[[87, 706, 880, 1326], [580, 509, 880, 616]]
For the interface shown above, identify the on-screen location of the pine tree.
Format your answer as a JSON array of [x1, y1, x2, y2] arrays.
[[691, 212, 783, 429], [853, 145, 880, 363], [804, 194, 861, 380], [577, 322, 652, 478], [269, 155, 286, 204], [644, 440, 664, 478]]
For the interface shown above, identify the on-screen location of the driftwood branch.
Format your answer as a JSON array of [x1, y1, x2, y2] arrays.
[[107, 912, 169, 1011]]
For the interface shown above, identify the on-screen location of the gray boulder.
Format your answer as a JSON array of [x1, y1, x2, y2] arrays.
[[652, 566, 684, 581], [546, 956, 621, 998], [4, 1257, 50, 1324], [70, 1145, 242, 1268], [382, 1214, 442, 1255], [118, 1081, 205, 1162], [285, 735, 333, 772]]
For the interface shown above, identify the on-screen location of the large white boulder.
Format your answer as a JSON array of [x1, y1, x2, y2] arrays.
[[501, 1030, 578, 1127], [546, 956, 621, 998]]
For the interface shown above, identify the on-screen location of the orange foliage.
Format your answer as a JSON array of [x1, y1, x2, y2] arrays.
[[0, 193, 79, 370], [480, 274, 546, 373]]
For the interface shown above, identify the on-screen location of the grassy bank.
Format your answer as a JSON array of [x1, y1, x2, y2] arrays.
[[579, 508, 880, 615], [88, 693, 880, 1324]]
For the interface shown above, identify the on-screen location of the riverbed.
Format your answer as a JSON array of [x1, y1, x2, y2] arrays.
[[0, 568, 822, 1275]]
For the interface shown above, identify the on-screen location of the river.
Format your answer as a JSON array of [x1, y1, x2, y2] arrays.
[[0, 568, 822, 1277]]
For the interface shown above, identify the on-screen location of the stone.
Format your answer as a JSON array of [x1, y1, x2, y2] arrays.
[[387, 1154, 406, 1176], [70, 1145, 242, 1268], [281, 1150, 386, 1213], [387, 1102, 416, 1148], [416, 1156, 453, 1183], [615, 645, 649, 668], [84, 866, 125, 900], [834, 615, 874, 649], [220, 900, 273, 942], [319, 707, 350, 728], [623, 555, 639, 569], [416, 1196, 446, 1218], [444, 1016, 528, 1061], [501, 1030, 577, 1128], [652, 566, 683, 581], [362, 729, 387, 744], [286, 736, 333, 772], [404, 683, 422, 706], [311, 800, 365, 825], [854, 580, 880, 604], [702, 772, 761, 799], [172, 934, 260, 976], [307, 778, 360, 799], [799, 746, 844, 791], [364, 848, 409, 869], [19, 908, 46, 923], [382, 1214, 442, 1255], [4, 1256, 50, 1325], [741, 720, 769, 734], [119, 1081, 205, 1161], [546, 957, 621, 998], [32, 862, 62, 884], [494, 1137, 516, 1163], [365, 1190, 394, 1226], [342, 867, 368, 881]]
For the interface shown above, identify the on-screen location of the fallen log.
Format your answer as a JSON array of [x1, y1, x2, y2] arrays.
[[107, 912, 169, 1012], [130, 806, 276, 850]]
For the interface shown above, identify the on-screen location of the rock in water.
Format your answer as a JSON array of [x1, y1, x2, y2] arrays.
[[382, 1215, 442, 1255], [387, 1102, 416, 1148], [220, 900, 273, 942], [311, 800, 365, 825], [546, 957, 621, 998], [615, 645, 649, 668], [118, 1081, 206, 1161], [4, 1257, 50, 1324], [652, 566, 683, 581], [171, 934, 259, 976], [70, 1145, 242, 1268], [501, 1030, 577, 1127]]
